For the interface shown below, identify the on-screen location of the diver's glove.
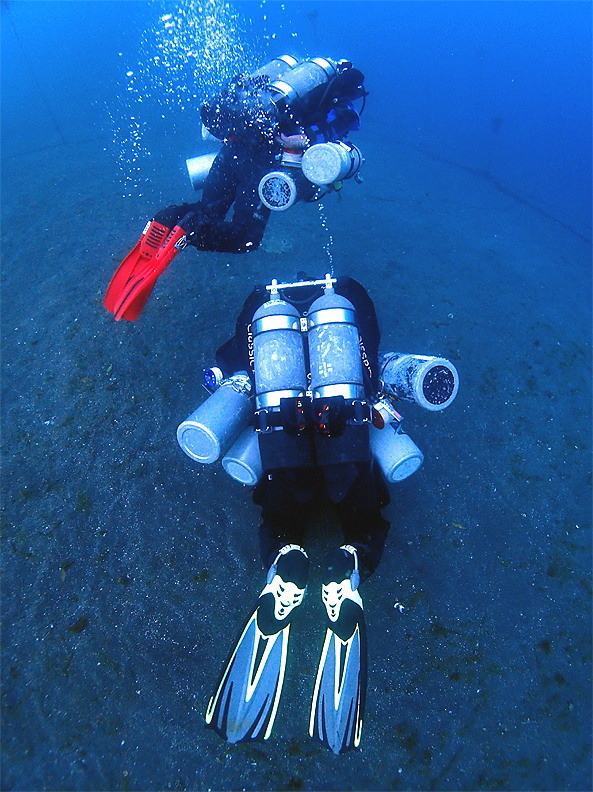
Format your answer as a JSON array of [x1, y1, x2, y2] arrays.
[[276, 132, 310, 152]]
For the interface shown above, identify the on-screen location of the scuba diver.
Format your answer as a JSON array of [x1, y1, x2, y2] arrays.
[[176, 273, 460, 754], [103, 53, 460, 755], [104, 56, 367, 322]]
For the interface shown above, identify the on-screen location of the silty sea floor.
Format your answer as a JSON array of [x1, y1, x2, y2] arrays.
[[1, 128, 591, 791]]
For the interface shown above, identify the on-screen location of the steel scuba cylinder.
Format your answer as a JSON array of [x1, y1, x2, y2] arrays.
[[307, 285, 365, 400], [251, 295, 307, 408], [269, 57, 338, 118], [370, 422, 424, 482], [186, 151, 219, 191], [222, 426, 263, 485], [251, 54, 300, 82], [306, 279, 369, 465], [258, 170, 299, 211], [301, 141, 363, 186], [251, 287, 312, 470]]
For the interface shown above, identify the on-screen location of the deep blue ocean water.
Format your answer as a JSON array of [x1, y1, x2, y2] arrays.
[[1, 2, 591, 790]]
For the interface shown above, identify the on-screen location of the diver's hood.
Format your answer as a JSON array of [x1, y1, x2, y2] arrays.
[[200, 75, 279, 146]]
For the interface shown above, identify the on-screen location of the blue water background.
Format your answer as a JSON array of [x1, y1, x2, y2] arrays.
[[2, 1, 591, 232], [2, 1, 591, 790]]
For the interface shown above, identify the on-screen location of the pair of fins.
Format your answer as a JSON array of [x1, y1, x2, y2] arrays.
[[103, 213, 195, 321], [205, 544, 367, 755]]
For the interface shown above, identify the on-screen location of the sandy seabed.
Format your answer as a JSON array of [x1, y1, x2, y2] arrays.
[[1, 129, 591, 791]]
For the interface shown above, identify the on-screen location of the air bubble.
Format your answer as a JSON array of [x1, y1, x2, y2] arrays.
[[108, 0, 262, 198]]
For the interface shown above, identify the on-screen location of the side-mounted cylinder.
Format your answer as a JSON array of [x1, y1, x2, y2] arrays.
[[176, 373, 252, 464], [370, 422, 424, 483], [186, 151, 219, 191], [379, 352, 459, 411], [258, 168, 300, 212], [301, 141, 363, 187], [221, 426, 263, 486]]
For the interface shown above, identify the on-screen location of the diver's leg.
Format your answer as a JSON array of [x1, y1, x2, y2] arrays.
[[309, 462, 389, 753], [331, 460, 391, 583], [149, 144, 239, 231], [226, 148, 273, 251], [254, 467, 322, 568], [199, 143, 240, 219], [192, 146, 273, 253]]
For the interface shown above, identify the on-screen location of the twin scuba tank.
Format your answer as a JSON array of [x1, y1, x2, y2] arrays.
[[186, 55, 364, 208], [177, 276, 460, 486]]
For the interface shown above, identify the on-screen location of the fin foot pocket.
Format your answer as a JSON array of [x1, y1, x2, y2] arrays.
[[103, 220, 171, 316]]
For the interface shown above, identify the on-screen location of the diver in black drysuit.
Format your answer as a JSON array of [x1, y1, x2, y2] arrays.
[[153, 61, 366, 254], [214, 275, 391, 583]]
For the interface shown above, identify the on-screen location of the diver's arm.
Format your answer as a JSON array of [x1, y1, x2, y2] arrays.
[[304, 102, 361, 145]]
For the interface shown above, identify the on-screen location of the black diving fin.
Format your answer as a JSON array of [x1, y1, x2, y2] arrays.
[[309, 545, 367, 754], [205, 545, 310, 743]]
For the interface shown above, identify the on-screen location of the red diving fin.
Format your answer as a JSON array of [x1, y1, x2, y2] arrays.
[[104, 219, 171, 316], [104, 213, 195, 321]]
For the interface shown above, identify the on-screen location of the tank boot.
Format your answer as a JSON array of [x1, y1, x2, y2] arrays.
[[309, 545, 368, 754]]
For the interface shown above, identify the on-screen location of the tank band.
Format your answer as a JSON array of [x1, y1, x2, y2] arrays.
[[310, 57, 335, 75], [255, 389, 305, 409], [312, 384, 365, 400], [252, 314, 300, 334], [271, 80, 297, 103], [307, 307, 357, 328], [279, 55, 299, 68]]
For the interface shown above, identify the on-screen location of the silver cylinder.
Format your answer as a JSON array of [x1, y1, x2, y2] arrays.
[[258, 170, 298, 211], [270, 57, 337, 113], [251, 54, 299, 82], [307, 292, 364, 400], [379, 352, 459, 411], [177, 378, 252, 463], [370, 423, 424, 482], [301, 141, 363, 186], [186, 151, 219, 191], [222, 427, 263, 485], [252, 299, 307, 409]]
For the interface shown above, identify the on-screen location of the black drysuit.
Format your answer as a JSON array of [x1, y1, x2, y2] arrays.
[[216, 277, 391, 582], [155, 140, 276, 254], [154, 79, 364, 254]]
